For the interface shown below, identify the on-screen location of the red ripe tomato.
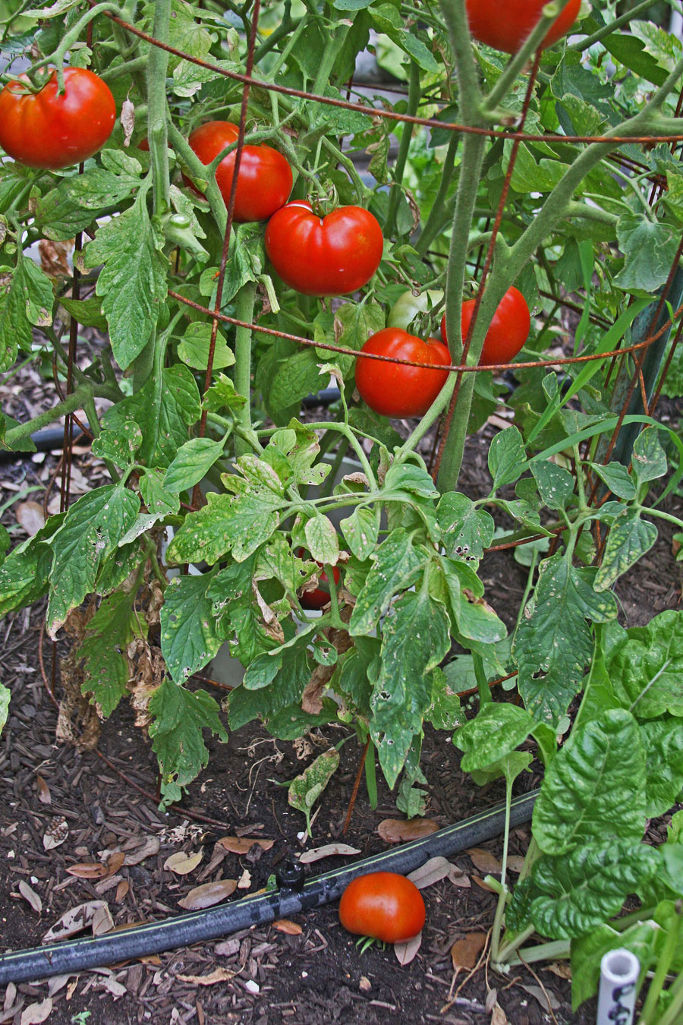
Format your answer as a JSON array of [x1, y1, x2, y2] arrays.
[[264, 200, 383, 297], [339, 872, 426, 944], [466, 0, 581, 53], [186, 121, 292, 222], [0, 67, 116, 169], [297, 549, 341, 610], [355, 328, 450, 418], [440, 286, 530, 366]]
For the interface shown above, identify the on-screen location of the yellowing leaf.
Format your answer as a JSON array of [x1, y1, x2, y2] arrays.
[[163, 850, 203, 875]]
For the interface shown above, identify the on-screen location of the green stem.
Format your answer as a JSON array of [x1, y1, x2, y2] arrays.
[[490, 773, 513, 962], [638, 905, 681, 1025], [473, 652, 492, 704], [496, 923, 535, 965], [571, 0, 662, 52], [655, 969, 683, 1025], [385, 61, 421, 238], [416, 133, 460, 255], [101, 55, 148, 83], [638, 507, 683, 529], [147, 0, 172, 216], [505, 939, 571, 967], [4, 384, 94, 448], [167, 121, 228, 234], [29, 3, 120, 85], [234, 282, 257, 457]]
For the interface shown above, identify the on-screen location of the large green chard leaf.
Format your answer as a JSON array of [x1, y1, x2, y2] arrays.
[[570, 922, 658, 1010], [532, 709, 646, 854], [524, 841, 658, 940], [607, 609, 683, 718]]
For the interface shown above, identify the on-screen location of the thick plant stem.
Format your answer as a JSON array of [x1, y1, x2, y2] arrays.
[[147, 0, 172, 215], [637, 904, 681, 1025], [4, 384, 96, 448], [234, 282, 257, 458]]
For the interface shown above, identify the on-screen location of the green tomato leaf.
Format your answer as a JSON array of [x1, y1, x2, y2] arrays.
[[148, 680, 228, 807], [437, 492, 495, 566], [594, 510, 658, 591], [91, 422, 143, 468], [531, 460, 575, 510], [76, 591, 145, 716], [84, 198, 168, 370], [454, 703, 536, 774], [304, 515, 339, 566], [632, 426, 668, 486], [371, 588, 451, 788], [288, 748, 340, 835], [488, 427, 527, 490], [36, 167, 140, 240], [46, 484, 140, 637], [339, 505, 379, 561], [160, 572, 225, 685], [514, 554, 617, 727], [177, 322, 234, 371], [349, 530, 423, 636], [163, 437, 226, 494], [0, 257, 54, 371]]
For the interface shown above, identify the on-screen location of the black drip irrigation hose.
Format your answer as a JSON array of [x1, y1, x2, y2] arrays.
[[0, 790, 536, 986]]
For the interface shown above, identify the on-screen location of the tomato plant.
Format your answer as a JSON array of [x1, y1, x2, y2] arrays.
[[355, 328, 450, 417], [0, 67, 115, 169], [186, 121, 293, 222], [296, 549, 341, 610], [264, 200, 383, 296], [465, 0, 581, 53], [338, 872, 426, 944], [441, 287, 530, 366]]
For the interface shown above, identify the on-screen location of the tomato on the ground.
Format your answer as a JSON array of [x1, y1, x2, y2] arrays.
[[339, 872, 426, 944], [355, 328, 450, 418], [265, 200, 383, 297], [465, 0, 581, 53], [186, 121, 292, 222], [0, 67, 116, 169], [441, 286, 530, 366]]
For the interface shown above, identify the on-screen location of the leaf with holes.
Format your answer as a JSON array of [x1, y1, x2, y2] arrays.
[[160, 572, 225, 685], [513, 553, 617, 727], [46, 485, 140, 637]]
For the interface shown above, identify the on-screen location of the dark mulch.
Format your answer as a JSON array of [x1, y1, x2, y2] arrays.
[[0, 367, 681, 1025]]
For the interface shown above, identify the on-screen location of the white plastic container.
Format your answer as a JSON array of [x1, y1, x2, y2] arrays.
[[596, 948, 639, 1025]]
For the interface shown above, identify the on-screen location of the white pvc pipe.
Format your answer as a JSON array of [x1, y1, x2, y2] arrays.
[[597, 948, 640, 1025]]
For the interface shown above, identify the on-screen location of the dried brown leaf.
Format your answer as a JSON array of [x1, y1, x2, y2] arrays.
[[237, 869, 251, 889], [20, 999, 52, 1025], [217, 836, 274, 855], [467, 848, 502, 875], [115, 879, 130, 903], [408, 856, 470, 890], [15, 501, 45, 537], [18, 880, 42, 913], [35, 774, 51, 805], [106, 851, 126, 875], [163, 850, 203, 875], [177, 879, 237, 910], [124, 836, 160, 865], [378, 818, 439, 843], [450, 932, 487, 971], [272, 919, 302, 935], [299, 843, 361, 864], [66, 861, 108, 879], [519, 983, 561, 1012], [176, 967, 237, 986], [42, 901, 113, 943], [472, 875, 497, 893], [394, 932, 421, 965], [490, 1001, 510, 1025], [544, 962, 572, 980]]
